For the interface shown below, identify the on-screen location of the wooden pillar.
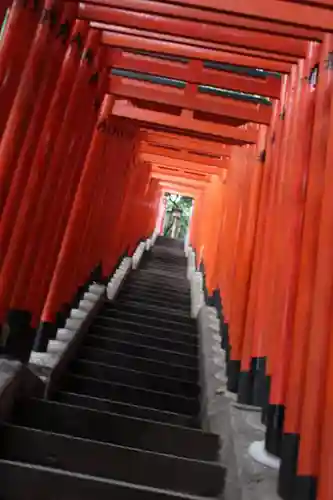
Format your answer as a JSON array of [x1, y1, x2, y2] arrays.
[[77, 120, 136, 285], [318, 311, 333, 500], [278, 36, 333, 500], [0, 0, 42, 136], [113, 160, 152, 262], [263, 61, 308, 458], [27, 50, 108, 348], [293, 36, 333, 500], [0, 0, 61, 212], [0, 19, 89, 357], [15, 30, 102, 327], [234, 144, 265, 404], [0, 0, 11, 27], [39, 95, 115, 338], [0, 2, 78, 267], [238, 131, 272, 406], [250, 82, 288, 410]]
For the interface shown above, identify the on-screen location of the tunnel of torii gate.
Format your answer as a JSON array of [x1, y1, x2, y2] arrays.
[[1, 0, 333, 499]]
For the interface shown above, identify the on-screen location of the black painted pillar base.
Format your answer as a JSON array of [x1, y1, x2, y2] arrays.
[[53, 302, 72, 331], [0, 309, 35, 363], [100, 274, 110, 286], [293, 476, 317, 500], [278, 433, 300, 500], [199, 261, 208, 304], [212, 288, 222, 318], [33, 321, 58, 353], [221, 321, 228, 351], [90, 261, 103, 283], [238, 358, 256, 405], [207, 295, 215, 307], [252, 357, 271, 408], [265, 404, 285, 457], [71, 285, 86, 310], [227, 358, 241, 393]]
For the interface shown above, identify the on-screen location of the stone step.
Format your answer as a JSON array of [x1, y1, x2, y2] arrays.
[[118, 290, 191, 309], [70, 359, 199, 398], [105, 300, 192, 324], [77, 347, 198, 382], [81, 336, 198, 368], [0, 460, 218, 500], [97, 310, 195, 333], [126, 278, 190, 294], [122, 279, 191, 296], [0, 424, 225, 497], [12, 399, 219, 460], [92, 316, 197, 344], [54, 392, 198, 428], [60, 374, 200, 415], [85, 328, 198, 355], [89, 322, 197, 347]]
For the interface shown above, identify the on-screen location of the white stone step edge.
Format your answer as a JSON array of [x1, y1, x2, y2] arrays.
[[65, 317, 85, 332], [132, 241, 146, 270], [70, 308, 88, 320], [107, 232, 157, 300], [190, 270, 205, 318], [83, 292, 99, 303], [151, 229, 159, 246], [56, 328, 76, 342], [78, 299, 96, 312], [248, 440, 281, 470], [29, 284, 105, 368], [187, 246, 196, 281], [89, 283, 105, 295], [106, 256, 132, 301]]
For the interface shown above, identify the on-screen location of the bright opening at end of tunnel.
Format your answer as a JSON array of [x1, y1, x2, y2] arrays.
[[161, 192, 193, 241]]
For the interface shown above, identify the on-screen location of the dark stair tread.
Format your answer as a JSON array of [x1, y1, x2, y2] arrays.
[[120, 285, 191, 298], [0, 424, 224, 497], [54, 392, 198, 427], [105, 300, 192, 322], [93, 316, 197, 342], [124, 277, 191, 291], [78, 347, 199, 381], [0, 460, 218, 500], [85, 330, 198, 355], [98, 310, 195, 331], [12, 399, 219, 460], [80, 337, 198, 368], [118, 295, 191, 311], [89, 323, 197, 347], [123, 285, 191, 300], [120, 286, 191, 303], [0, 242, 225, 500], [70, 359, 200, 397], [60, 373, 200, 415]]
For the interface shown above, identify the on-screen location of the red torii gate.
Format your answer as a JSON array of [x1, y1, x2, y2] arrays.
[[1, 1, 333, 499]]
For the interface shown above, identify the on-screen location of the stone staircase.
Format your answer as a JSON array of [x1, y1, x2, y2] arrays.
[[0, 237, 225, 499]]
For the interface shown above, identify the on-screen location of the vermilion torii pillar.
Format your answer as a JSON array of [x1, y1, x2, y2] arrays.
[[28, 63, 109, 336], [12, 30, 103, 333], [0, 17, 89, 361], [0, 0, 63, 213], [0, 0, 11, 26], [0, 1, 78, 266], [0, 0, 41, 136], [36, 95, 116, 350]]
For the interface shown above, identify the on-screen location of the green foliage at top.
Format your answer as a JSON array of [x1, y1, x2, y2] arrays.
[[164, 193, 193, 239], [0, 8, 9, 41]]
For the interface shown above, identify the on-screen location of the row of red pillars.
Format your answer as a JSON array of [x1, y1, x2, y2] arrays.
[[189, 35, 333, 500], [0, 0, 161, 361]]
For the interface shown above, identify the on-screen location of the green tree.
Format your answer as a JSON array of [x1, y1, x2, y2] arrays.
[[163, 193, 193, 239]]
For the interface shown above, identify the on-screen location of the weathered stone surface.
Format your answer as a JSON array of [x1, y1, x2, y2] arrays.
[[197, 303, 280, 500]]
